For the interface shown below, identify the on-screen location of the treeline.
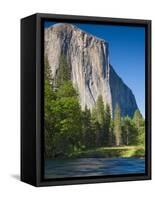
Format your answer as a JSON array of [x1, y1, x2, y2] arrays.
[[44, 55, 145, 159]]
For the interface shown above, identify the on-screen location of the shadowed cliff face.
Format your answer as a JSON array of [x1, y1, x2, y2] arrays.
[[44, 23, 138, 117], [109, 66, 138, 117]]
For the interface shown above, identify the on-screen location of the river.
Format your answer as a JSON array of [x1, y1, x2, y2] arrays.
[[45, 157, 145, 179]]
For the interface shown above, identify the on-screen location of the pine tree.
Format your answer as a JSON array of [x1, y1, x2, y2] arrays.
[[109, 120, 114, 146], [54, 81, 82, 156], [82, 106, 94, 148], [96, 95, 104, 125], [133, 110, 145, 146], [121, 116, 132, 145], [103, 104, 111, 146], [91, 105, 101, 147], [114, 104, 122, 146], [45, 57, 53, 84], [44, 55, 83, 158], [44, 57, 56, 158], [56, 54, 71, 87], [92, 95, 105, 146], [133, 110, 144, 130]]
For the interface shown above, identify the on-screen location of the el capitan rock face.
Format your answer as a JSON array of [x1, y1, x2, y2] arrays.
[[44, 23, 138, 117]]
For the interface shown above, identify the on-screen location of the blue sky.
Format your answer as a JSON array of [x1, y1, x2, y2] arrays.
[[44, 21, 145, 117]]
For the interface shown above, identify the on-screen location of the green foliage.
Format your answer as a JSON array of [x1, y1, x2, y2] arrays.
[[44, 55, 83, 158], [44, 59, 57, 158], [91, 96, 112, 147], [121, 110, 145, 146], [109, 120, 114, 146], [121, 116, 137, 145], [133, 110, 144, 130], [103, 104, 111, 146], [56, 80, 78, 98], [44, 55, 145, 159], [56, 54, 71, 87], [91, 96, 104, 146], [81, 106, 95, 148], [114, 104, 122, 146], [45, 82, 82, 158], [53, 95, 82, 156], [70, 146, 145, 158], [45, 57, 53, 83], [96, 95, 105, 125], [133, 110, 145, 146]]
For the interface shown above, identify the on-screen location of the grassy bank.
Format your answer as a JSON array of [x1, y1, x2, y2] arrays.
[[68, 146, 145, 158]]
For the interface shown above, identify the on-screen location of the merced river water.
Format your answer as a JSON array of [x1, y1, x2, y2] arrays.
[[45, 157, 145, 179]]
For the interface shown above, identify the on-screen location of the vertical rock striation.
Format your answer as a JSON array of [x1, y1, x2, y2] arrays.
[[44, 23, 138, 117]]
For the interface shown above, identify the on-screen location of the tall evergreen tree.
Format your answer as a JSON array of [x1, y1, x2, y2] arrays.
[[82, 106, 95, 148], [54, 79, 82, 156], [96, 95, 105, 125], [114, 104, 122, 146], [91, 106, 101, 146], [133, 110, 145, 146], [109, 120, 114, 146], [121, 116, 132, 145], [56, 54, 71, 87], [44, 57, 56, 158], [44, 54, 83, 158], [92, 95, 105, 146], [133, 110, 144, 130], [103, 104, 111, 146], [45, 57, 53, 83]]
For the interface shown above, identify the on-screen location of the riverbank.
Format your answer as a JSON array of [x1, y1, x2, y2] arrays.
[[68, 146, 145, 158]]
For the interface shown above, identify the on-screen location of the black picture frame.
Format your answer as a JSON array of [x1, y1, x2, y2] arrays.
[[21, 13, 151, 187]]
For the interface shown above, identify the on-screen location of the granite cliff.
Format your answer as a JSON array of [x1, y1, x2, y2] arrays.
[[44, 23, 138, 117]]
